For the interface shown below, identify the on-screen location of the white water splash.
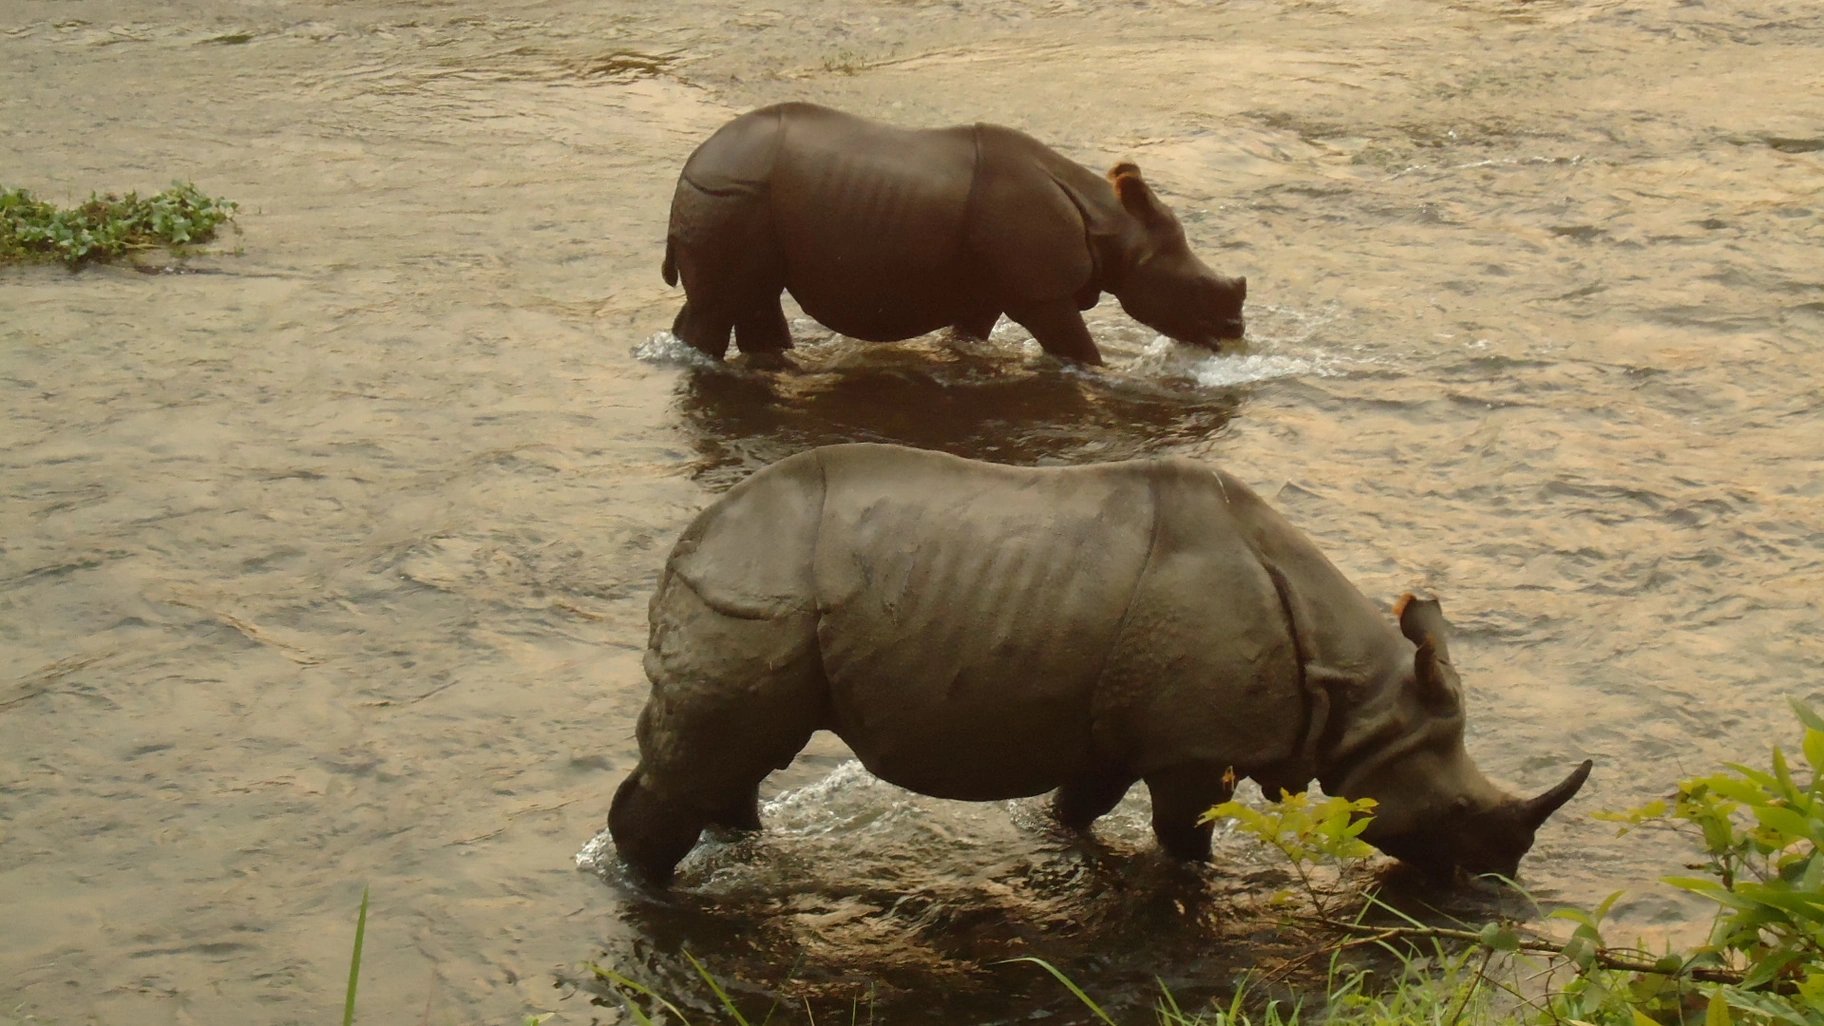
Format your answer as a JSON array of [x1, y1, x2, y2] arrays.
[[574, 826, 618, 877], [573, 760, 1285, 882], [630, 330, 725, 370], [1123, 336, 1345, 388]]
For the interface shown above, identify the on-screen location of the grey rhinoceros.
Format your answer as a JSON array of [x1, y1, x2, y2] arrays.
[[609, 444, 1591, 885], [661, 103, 1248, 366]]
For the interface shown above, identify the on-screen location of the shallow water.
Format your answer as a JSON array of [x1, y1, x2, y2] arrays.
[[2, 0, 1822, 1021]]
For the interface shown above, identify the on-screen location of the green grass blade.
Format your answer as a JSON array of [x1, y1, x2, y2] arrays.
[[685, 950, 753, 1026], [1004, 957, 1120, 1026], [587, 963, 695, 1026], [343, 885, 369, 1026]]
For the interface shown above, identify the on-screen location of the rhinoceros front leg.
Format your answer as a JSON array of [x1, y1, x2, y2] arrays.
[[1006, 299, 1104, 365], [709, 785, 763, 832], [734, 298, 792, 357], [950, 305, 1002, 341], [1144, 764, 1234, 862]]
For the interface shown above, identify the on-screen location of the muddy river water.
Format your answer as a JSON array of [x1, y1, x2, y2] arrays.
[[3, 0, 1822, 1021]]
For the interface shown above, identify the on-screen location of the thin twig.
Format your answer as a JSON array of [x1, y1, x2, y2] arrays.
[[1263, 928, 1405, 984], [1446, 945, 1494, 1026], [1305, 917, 1747, 984]]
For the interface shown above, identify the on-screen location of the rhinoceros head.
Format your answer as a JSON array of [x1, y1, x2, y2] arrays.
[[1347, 596, 1592, 881], [1104, 163, 1248, 350]]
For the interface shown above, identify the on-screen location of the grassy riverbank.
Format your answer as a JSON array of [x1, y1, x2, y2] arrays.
[[570, 700, 1824, 1026]]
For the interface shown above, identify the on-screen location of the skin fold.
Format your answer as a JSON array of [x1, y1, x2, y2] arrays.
[[610, 444, 1590, 886], [661, 103, 1248, 365]]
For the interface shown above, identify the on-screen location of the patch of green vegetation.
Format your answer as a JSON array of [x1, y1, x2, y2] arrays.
[[1202, 696, 1824, 1025], [820, 49, 868, 75], [0, 181, 238, 269]]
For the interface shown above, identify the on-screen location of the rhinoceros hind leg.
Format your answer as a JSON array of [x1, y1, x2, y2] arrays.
[[734, 297, 792, 356], [609, 770, 710, 886], [1145, 765, 1232, 862], [1054, 772, 1135, 833], [667, 180, 787, 360], [672, 299, 735, 361], [1007, 300, 1104, 365]]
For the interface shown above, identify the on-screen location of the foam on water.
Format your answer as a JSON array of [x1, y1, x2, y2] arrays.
[[631, 329, 727, 370], [576, 760, 1281, 886], [1119, 336, 1345, 389], [633, 309, 1347, 395]]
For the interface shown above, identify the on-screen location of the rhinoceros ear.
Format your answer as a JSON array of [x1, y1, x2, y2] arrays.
[[1107, 162, 1165, 223], [1396, 593, 1459, 706], [1396, 593, 1449, 652]]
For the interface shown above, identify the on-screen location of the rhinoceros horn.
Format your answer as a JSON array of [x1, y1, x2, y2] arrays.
[[1522, 759, 1594, 830]]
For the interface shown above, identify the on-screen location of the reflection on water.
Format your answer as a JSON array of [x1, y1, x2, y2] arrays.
[[574, 763, 1536, 1022], [576, 765, 1298, 1023], [649, 328, 1258, 488], [3, 0, 1821, 1021]]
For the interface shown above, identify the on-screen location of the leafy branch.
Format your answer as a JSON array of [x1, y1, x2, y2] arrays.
[[1206, 697, 1824, 1025]]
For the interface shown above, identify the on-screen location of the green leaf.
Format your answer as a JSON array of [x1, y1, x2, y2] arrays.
[[1742, 947, 1806, 989], [1751, 804, 1817, 840], [1477, 922, 1521, 951], [1549, 907, 1599, 929], [1706, 990, 1733, 1026], [1791, 697, 1824, 733], [1805, 728, 1824, 778]]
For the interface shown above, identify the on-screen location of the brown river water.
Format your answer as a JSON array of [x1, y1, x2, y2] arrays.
[[3, 0, 1822, 1022]]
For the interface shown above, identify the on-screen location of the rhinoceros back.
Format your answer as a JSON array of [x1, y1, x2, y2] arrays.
[[648, 445, 1387, 805], [1092, 465, 1307, 784], [766, 108, 979, 340], [664, 449, 824, 620], [806, 446, 1155, 799]]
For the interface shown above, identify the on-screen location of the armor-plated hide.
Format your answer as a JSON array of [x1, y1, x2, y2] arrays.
[[610, 444, 1591, 886], [661, 103, 1249, 365]]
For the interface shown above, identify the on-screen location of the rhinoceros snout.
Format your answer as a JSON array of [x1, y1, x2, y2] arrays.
[[1367, 759, 1594, 883]]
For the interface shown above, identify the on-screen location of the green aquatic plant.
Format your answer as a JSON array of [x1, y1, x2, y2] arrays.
[[0, 181, 238, 268]]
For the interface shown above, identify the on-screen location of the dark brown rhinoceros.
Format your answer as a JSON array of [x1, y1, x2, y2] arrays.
[[609, 444, 1591, 886], [660, 103, 1248, 366]]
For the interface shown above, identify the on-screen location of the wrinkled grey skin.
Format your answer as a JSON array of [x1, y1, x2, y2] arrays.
[[610, 444, 1591, 886], [661, 102, 1248, 366]]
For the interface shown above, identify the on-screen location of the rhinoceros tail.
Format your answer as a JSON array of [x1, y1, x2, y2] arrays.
[[661, 238, 678, 287]]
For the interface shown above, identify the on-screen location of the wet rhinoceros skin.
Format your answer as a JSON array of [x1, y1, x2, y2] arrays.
[[660, 102, 1248, 365], [609, 444, 1591, 885]]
